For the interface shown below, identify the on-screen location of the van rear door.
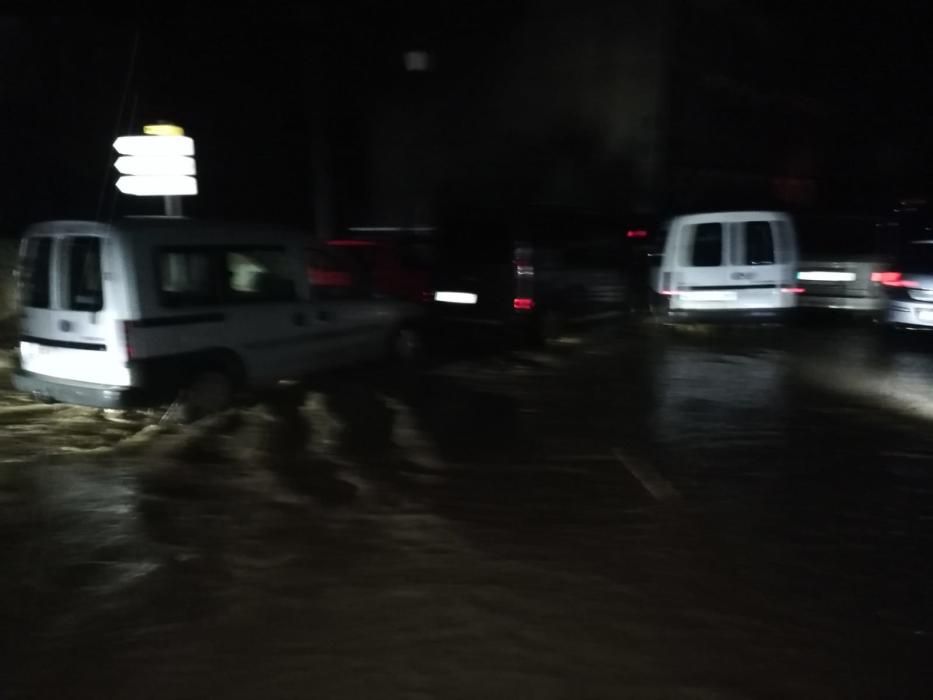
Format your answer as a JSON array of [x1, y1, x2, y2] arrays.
[[723, 219, 785, 309], [670, 217, 794, 311], [19, 234, 131, 387], [669, 221, 734, 309]]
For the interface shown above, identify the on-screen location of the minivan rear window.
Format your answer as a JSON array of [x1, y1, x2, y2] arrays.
[[744, 222, 776, 265], [690, 223, 723, 267], [68, 237, 103, 311], [20, 237, 52, 309]]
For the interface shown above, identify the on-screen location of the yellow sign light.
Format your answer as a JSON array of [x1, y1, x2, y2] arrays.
[[143, 123, 185, 136]]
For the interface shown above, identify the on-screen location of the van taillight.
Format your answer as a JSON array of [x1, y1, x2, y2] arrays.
[[513, 297, 535, 311], [122, 321, 135, 360]]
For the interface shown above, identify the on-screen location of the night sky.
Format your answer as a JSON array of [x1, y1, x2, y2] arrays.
[[2, 2, 933, 238]]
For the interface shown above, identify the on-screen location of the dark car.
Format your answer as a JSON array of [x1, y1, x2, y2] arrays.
[[324, 236, 435, 304], [429, 206, 632, 343]]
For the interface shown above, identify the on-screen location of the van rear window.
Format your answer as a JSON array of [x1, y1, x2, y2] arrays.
[[20, 237, 52, 309], [68, 237, 103, 311], [690, 223, 723, 267], [744, 222, 776, 265]]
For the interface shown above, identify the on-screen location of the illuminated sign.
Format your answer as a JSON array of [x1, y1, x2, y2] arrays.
[[113, 131, 197, 197]]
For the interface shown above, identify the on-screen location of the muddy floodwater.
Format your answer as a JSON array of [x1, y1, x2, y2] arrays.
[[2, 323, 933, 698]]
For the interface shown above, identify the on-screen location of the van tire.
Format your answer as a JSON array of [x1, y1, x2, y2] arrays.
[[387, 325, 423, 367], [179, 370, 234, 423], [535, 308, 565, 346]]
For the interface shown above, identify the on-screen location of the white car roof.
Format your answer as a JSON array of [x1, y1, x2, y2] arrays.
[[23, 218, 312, 247]]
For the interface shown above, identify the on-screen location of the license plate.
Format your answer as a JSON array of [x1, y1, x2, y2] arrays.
[[681, 290, 737, 302], [917, 309, 933, 322], [797, 271, 856, 282], [19, 342, 47, 359], [434, 291, 478, 304]]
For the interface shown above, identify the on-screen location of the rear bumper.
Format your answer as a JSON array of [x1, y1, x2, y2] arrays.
[[12, 369, 144, 409], [798, 295, 882, 312], [884, 301, 933, 328], [665, 307, 793, 323]]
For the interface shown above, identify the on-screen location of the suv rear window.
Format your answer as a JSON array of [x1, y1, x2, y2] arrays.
[[68, 237, 103, 311], [20, 237, 52, 309]]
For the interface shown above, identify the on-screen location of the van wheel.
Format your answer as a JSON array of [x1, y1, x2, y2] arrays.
[[536, 309, 565, 346], [179, 370, 234, 423], [648, 293, 670, 321], [388, 325, 423, 366]]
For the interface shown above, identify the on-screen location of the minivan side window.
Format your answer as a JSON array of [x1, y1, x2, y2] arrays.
[[20, 237, 52, 309], [68, 237, 103, 311], [744, 221, 776, 265], [158, 249, 221, 307], [689, 223, 723, 267], [225, 248, 295, 302]]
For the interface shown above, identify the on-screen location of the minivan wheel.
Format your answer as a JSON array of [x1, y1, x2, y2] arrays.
[[179, 370, 234, 423]]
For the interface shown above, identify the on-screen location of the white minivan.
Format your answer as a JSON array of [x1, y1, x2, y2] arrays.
[[13, 218, 423, 417], [649, 211, 801, 319]]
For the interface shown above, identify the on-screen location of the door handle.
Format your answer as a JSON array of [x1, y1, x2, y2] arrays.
[[316, 310, 335, 322]]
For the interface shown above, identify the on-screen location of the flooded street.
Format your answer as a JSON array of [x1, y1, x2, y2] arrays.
[[3, 322, 933, 698]]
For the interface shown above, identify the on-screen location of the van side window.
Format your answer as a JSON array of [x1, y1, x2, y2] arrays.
[[744, 222, 776, 265], [68, 237, 103, 311], [20, 237, 52, 309], [158, 249, 221, 307], [689, 223, 723, 267], [225, 248, 295, 302]]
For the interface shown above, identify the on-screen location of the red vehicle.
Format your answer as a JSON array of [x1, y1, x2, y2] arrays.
[[320, 237, 435, 303]]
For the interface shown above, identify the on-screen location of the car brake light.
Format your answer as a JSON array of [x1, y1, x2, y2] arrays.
[[626, 229, 648, 239], [780, 285, 805, 294], [873, 271, 920, 288], [122, 321, 135, 360], [513, 297, 535, 311]]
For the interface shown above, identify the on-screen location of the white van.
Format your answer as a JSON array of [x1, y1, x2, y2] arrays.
[[649, 211, 801, 319], [13, 218, 423, 417]]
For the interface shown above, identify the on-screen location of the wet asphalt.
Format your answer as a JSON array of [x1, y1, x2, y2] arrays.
[[2, 317, 933, 698]]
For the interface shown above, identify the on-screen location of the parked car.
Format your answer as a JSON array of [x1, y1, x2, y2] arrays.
[[794, 215, 895, 314], [13, 218, 423, 419], [428, 206, 631, 343], [324, 236, 434, 304], [880, 240, 933, 329], [649, 210, 801, 320]]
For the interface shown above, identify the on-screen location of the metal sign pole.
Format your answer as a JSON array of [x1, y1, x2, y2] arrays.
[[164, 195, 182, 217]]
